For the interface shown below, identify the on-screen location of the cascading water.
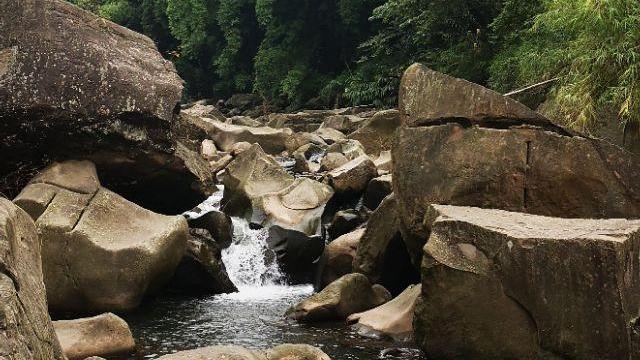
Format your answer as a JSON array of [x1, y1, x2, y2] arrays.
[[223, 217, 284, 288], [125, 186, 426, 360], [184, 185, 311, 297]]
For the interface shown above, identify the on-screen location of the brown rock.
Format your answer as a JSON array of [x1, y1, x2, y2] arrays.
[[156, 344, 331, 360], [0, 0, 185, 197], [399, 63, 554, 128], [348, 109, 402, 156], [328, 155, 377, 195], [168, 229, 237, 295], [415, 204, 640, 359], [320, 228, 365, 287], [287, 273, 391, 322], [54, 313, 135, 360], [319, 152, 349, 172], [347, 284, 421, 342], [0, 198, 65, 359], [14, 161, 188, 313], [314, 127, 346, 145], [363, 174, 392, 210], [353, 194, 419, 295], [393, 124, 640, 266], [326, 139, 367, 161]]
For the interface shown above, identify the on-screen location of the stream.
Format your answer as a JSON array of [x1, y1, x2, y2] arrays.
[[120, 188, 427, 359]]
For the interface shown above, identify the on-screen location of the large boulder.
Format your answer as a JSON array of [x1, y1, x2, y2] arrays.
[[353, 194, 419, 295], [157, 344, 331, 360], [319, 228, 365, 288], [14, 161, 188, 313], [267, 226, 325, 284], [223, 145, 333, 235], [415, 204, 640, 359], [347, 284, 421, 342], [399, 63, 556, 129], [287, 273, 391, 322], [393, 123, 640, 265], [393, 66, 640, 264], [222, 144, 295, 218], [348, 109, 402, 156], [0, 198, 65, 359], [53, 313, 135, 360], [363, 174, 392, 210], [0, 0, 191, 201]]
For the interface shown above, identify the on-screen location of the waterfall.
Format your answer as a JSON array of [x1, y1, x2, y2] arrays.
[[184, 186, 290, 292], [222, 217, 285, 288]]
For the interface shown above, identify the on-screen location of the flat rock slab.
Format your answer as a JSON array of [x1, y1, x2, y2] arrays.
[[157, 344, 331, 360], [415, 204, 640, 359]]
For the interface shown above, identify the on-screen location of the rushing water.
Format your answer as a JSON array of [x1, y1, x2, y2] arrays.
[[121, 190, 427, 360]]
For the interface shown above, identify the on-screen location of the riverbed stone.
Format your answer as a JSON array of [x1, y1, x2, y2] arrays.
[[347, 284, 421, 342], [260, 178, 334, 235], [325, 139, 367, 161], [287, 273, 391, 322], [348, 109, 402, 156], [319, 228, 365, 288], [53, 313, 135, 360], [222, 144, 295, 219], [156, 344, 331, 360], [267, 225, 325, 284], [415, 204, 640, 359], [399, 63, 553, 128], [0, 197, 65, 360], [315, 127, 346, 144], [168, 229, 238, 295], [180, 114, 294, 155], [320, 152, 349, 172], [14, 160, 188, 313], [264, 344, 331, 360], [363, 174, 392, 210], [328, 155, 377, 195]]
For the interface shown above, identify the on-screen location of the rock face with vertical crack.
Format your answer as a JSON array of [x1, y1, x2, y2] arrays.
[[0, 197, 65, 359], [13, 160, 188, 313], [0, 0, 189, 200], [393, 65, 640, 263], [415, 204, 640, 359]]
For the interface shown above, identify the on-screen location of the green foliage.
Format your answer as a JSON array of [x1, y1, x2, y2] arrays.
[[70, 0, 640, 130], [491, 0, 640, 130]]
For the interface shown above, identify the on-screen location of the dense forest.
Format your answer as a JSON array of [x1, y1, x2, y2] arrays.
[[71, 0, 640, 132]]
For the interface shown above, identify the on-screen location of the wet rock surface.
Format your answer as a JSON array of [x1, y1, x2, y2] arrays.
[[287, 273, 392, 322], [347, 284, 421, 342]]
